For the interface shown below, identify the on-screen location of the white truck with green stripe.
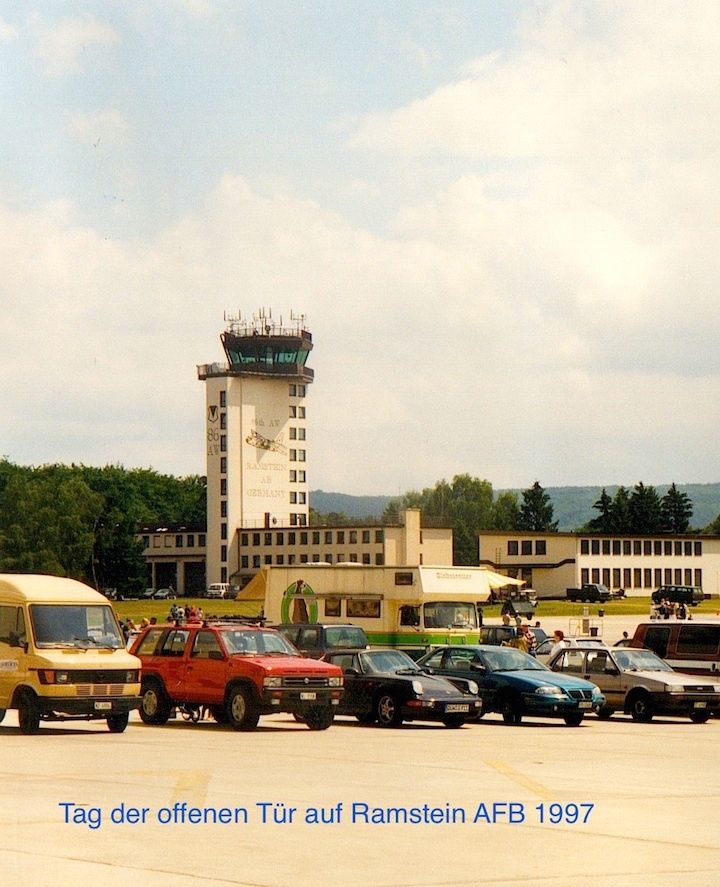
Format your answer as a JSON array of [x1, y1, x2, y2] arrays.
[[239, 565, 523, 657]]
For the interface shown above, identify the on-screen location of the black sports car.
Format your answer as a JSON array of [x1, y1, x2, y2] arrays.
[[325, 648, 481, 727]]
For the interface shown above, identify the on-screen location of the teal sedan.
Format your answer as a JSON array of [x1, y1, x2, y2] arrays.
[[417, 644, 605, 726]]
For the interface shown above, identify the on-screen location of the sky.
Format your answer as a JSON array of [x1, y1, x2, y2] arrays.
[[1, 1, 720, 497]]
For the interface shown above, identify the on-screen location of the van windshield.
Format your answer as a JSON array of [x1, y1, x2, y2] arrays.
[[423, 602, 478, 629], [29, 605, 125, 649]]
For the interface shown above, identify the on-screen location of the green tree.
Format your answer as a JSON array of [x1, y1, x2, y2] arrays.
[[610, 486, 631, 533], [588, 487, 613, 533], [491, 491, 520, 531], [628, 482, 662, 534], [660, 483, 694, 533], [516, 481, 558, 532]]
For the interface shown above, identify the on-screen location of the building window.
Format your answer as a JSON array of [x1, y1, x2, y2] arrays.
[[289, 428, 297, 440], [290, 450, 297, 461], [325, 599, 340, 617], [175, 535, 184, 548], [289, 384, 296, 396], [220, 435, 227, 452], [253, 533, 260, 545], [265, 555, 272, 565], [143, 536, 150, 548], [300, 554, 309, 563], [220, 478, 227, 496], [654, 540, 662, 555], [623, 568, 631, 586], [644, 540, 652, 556], [277, 555, 284, 565], [290, 406, 297, 417], [521, 540, 532, 556], [290, 492, 297, 504], [684, 541, 693, 556], [695, 541, 703, 556], [591, 568, 600, 583], [602, 540, 610, 555], [508, 541, 519, 556], [298, 450, 306, 462], [220, 412, 226, 429], [298, 406, 305, 418], [253, 555, 261, 568], [675, 540, 682, 556], [581, 568, 589, 584], [363, 530, 370, 544], [298, 492, 306, 504], [633, 540, 642, 556], [623, 540, 631, 555], [297, 428, 306, 440], [288, 532, 296, 545], [276, 532, 284, 545], [220, 457, 227, 474], [241, 533, 249, 546], [220, 391, 226, 408], [634, 568, 642, 587], [220, 523, 227, 540], [312, 531, 320, 544], [288, 555, 296, 565], [665, 568, 672, 583], [602, 568, 610, 586], [363, 553, 371, 564], [298, 470, 306, 482], [221, 501, 227, 517], [695, 568, 703, 586], [612, 540, 621, 555], [375, 530, 384, 544], [580, 539, 589, 555], [337, 531, 345, 544], [187, 535, 195, 548], [375, 553, 384, 565], [241, 556, 249, 568], [350, 531, 358, 544], [534, 540, 546, 556], [325, 554, 333, 564], [312, 554, 320, 562], [591, 539, 600, 555], [613, 568, 621, 588], [644, 568, 652, 587], [221, 545, 227, 562], [297, 385, 306, 397], [199, 534, 206, 546], [264, 533, 272, 545], [324, 531, 332, 544], [655, 568, 662, 586]]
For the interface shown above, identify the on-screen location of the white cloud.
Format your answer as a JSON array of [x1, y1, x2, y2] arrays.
[[33, 15, 118, 77]]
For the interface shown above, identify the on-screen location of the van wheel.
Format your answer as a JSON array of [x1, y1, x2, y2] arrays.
[[226, 686, 260, 730], [689, 711, 712, 724], [140, 681, 172, 725], [18, 692, 41, 734], [628, 691, 654, 722], [107, 712, 129, 733]]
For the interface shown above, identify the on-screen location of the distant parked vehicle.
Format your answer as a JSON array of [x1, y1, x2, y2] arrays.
[[566, 584, 613, 603], [548, 644, 720, 723], [152, 588, 177, 600], [651, 585, 704, 606], [205, 583, 231, 599], [275, 623, 369, 659]]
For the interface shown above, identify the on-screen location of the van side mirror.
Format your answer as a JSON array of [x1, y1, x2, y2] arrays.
[[9, 631, 27, 651]]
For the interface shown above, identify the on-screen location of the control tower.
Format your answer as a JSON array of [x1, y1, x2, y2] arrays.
[[197, 309, 313, 585]]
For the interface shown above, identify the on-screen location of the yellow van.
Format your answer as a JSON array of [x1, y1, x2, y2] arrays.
[[0, 574, 142, 734]]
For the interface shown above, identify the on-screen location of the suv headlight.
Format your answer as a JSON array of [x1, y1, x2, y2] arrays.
[[328, 676, 343, 687], [263, 676, 283, 688], [535, 686, 565, 697]]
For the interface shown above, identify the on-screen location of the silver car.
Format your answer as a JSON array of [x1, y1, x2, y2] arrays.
[[548, 645, 720, 723]]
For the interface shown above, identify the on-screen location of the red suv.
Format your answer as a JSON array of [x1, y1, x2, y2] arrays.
[[130, 620, 344, 730]]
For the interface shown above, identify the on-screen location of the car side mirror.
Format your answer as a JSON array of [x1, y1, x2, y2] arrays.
[[471, 663, 486, 672], [344, 667, 361, 677]]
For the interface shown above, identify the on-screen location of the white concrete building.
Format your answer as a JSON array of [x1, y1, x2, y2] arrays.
[[477, 531, 720, 598]]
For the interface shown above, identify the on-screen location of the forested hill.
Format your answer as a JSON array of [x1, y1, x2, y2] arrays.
[[311, 484, 720, 532]]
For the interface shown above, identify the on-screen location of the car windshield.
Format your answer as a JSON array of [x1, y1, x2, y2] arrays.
[[613, 649, 673, 672], [324, 626, 367, 648], [29, 604, 125, 649], [222, 629, 298, 656], [480, 647, 548, 672], [423, 602, 478, 629], [359, 650, 420, 674]]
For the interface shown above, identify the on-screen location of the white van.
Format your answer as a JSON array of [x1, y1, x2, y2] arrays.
[[205, 583, 231, 599], [0, 574, 142, 734]]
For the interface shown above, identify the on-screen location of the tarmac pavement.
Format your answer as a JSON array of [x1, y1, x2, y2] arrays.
[[1, 676, 720, 887]]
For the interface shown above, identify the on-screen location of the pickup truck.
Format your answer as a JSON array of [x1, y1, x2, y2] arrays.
[[566, 584, 613, 603]]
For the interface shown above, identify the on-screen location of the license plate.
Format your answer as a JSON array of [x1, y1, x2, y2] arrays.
[[694, 701, 707, 709], [300, 692, 317, 701], [445, 704, 469, 713], [94, 702, 112, 711], [578, 701, 592, 709]]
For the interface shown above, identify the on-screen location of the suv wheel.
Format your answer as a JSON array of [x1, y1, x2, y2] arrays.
[[226, 686, 260, 730], [689, 710, 711, 724], [140, 681, 173, 725], [304, 706, 334, 731]]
